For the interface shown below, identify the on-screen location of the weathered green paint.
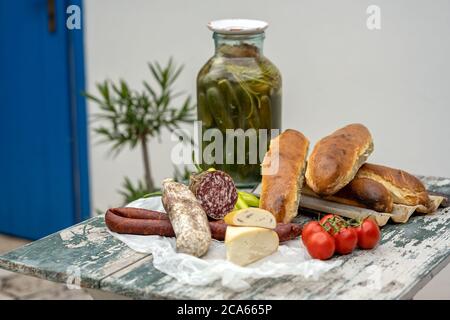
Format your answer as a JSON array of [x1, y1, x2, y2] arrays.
[[0, 217, 146, 289], [0, 176, 449, 299]]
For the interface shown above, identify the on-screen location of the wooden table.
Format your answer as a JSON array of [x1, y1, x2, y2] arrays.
[[0, 176, 449, 300]]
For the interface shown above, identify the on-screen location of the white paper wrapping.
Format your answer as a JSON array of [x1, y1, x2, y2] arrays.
[[107, 196, 341, 291]]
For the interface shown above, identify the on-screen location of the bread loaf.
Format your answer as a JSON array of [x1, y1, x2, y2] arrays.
[[305, 123, 373, 196], [356, 163, 433, 213], [259, 129, 310, 223]]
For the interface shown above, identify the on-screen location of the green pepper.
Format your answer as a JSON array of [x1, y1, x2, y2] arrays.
[[234, 193, 249, 210], [238, 191, 260, 207]]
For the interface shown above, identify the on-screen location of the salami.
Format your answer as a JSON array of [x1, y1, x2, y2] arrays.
[[105, 207, 302, 242], [109, 207, 168, 220], [105, 210, 175, 236], [189, 170, 238, 219], [161, 179, 211, 257], [209, 220, 228, 241], [275, 223, 302, 242]]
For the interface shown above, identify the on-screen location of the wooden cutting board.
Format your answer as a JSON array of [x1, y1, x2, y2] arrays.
[[253, 183, 447, 226]]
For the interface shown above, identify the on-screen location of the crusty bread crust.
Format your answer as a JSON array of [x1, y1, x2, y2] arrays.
[[260, 129, 309, 223], [356, 163, 432, 212], [305, 123, 373, 196]]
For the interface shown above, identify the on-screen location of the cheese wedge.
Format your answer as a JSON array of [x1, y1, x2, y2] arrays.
[[224, 208, 276, 229], [225, 226, 279, 266]]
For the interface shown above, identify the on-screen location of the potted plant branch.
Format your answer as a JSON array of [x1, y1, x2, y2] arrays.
[[85, 58, 195, 203]]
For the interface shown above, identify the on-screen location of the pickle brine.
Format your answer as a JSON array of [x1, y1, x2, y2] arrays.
[[197, 31, 282, 186]]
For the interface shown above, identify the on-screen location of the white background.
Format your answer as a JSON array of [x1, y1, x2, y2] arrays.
[[83, 0, 450, 299]]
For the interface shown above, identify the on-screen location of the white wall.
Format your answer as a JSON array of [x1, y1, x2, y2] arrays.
[[84, 0, 450, 211]]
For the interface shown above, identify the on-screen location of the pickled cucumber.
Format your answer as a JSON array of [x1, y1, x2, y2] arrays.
[[197, 92, 213, 128], [218, 79, 244, 128], [259, 95, 272, 129], [205, 86, 234, 131]]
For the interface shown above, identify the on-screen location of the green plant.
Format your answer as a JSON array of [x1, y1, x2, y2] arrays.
[[173, 165, 193, 183], [118, 177, 150, 205], [86, 58, 196, 193]]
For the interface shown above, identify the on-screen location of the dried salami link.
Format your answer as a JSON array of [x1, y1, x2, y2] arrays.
[[109, 207, 168, 220], [105, 210, 175, 236], [162, 179, 211, 257], [105, 209, 227, 240], [189, 170, 238, 219], [209, 220, 228, 241], [105, 206, 302, 242], [275, 223, 302, 242], [210, 220, 301, 242]]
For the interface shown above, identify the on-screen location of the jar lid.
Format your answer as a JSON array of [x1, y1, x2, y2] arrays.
[[207, 19, 268, 35]]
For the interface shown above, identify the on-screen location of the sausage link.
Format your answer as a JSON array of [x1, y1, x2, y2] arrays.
[[105, 210, 175, 236], [109, 207, 168, 220], [209, 220, 228, 241], [275, 223, 302, 242], [105, 207, 302, 242]]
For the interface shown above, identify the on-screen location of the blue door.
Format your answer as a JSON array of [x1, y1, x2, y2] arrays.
[[0, 0, 90, 239]]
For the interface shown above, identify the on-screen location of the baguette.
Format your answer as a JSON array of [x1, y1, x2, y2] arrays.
[[259, 129, 310, 223], [303, 178, 393, 212], [305, 123, 373, 196], [356, 163, 433, 213]]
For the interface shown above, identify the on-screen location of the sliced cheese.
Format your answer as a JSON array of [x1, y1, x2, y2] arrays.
[[224, 208, 276, 229], [225, 226, 279, 266]]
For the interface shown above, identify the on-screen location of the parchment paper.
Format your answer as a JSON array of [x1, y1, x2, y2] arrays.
[[107, 196, 341, 292]]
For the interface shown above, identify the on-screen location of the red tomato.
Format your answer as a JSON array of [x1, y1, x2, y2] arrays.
[[356, 219, 381, 249], [320, 214, 345, 235], [303, 231, 335, 260], [333, 227, 358, 255], [301, 221, 324, 242]]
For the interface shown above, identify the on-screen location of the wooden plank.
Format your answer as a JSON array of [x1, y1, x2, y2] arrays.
[[300, 195, 445, 225], [0, 216, 148, 288]]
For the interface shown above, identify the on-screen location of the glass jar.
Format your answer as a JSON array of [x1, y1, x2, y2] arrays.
[[197, 19, 282, 187]]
